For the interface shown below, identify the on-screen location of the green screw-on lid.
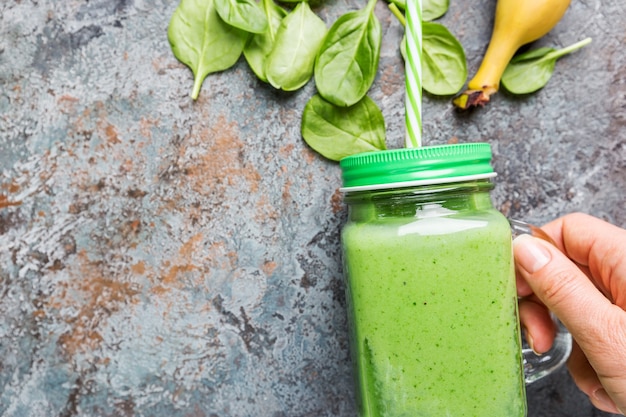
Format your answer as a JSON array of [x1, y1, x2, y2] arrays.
[[340, 143, 496, 191]]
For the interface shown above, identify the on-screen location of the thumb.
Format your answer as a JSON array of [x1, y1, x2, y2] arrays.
[[513, 234, 617, 341]]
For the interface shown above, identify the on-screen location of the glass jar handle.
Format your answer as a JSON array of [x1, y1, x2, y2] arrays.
[[509, 219, 574, 385], [522, 315, 572, 384]]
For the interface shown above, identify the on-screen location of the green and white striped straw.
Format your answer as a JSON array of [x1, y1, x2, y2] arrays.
[[404, 0, 422, 148]]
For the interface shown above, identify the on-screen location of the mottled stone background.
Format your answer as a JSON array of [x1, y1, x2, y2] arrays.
[[0, 0, 624, 416]]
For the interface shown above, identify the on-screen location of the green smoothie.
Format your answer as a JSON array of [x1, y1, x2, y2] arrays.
[[342, 208, 526, 417]]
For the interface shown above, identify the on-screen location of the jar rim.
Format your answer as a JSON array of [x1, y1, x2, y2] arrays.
[[340, 172, 497, 193], [339, 143, 495, 190]]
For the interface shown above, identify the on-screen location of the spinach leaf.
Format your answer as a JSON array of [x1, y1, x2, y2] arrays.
[[388, 2, 462, 95], [400, 34, 407, 61], [422, 21, 466, 96], [386, 0, 449, 21], [501, 38, 592, 94], [302, 94, 386, 161], [168, 0, 249, 99], [423, 0, 449, 21], [215, 0, 268, 34], [265, 2, 327, 91], [243, 0, 287, 82], [314, 0, 381, 107]]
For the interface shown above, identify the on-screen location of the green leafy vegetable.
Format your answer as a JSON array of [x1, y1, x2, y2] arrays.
[[422, 21, 466, 96], [386, 0, 449, 21], [501, 38, 592, 94], [388, 3, 464, 95], [243, 0, 287, 82], [168, 0, 249, 99], [423, 0, 449, 21], [264, 2, 327, 91], [214, 0, 268, 34], [301, 94, 386, 161], [314, 0, 381, 107]]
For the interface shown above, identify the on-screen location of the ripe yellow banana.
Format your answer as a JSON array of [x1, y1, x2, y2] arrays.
[[454, 0, 571, 109]]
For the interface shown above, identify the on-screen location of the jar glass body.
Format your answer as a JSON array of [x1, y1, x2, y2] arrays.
[[341, 179, 526, 417]]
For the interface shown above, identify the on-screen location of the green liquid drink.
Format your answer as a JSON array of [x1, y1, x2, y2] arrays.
[[339, 144, 527, 417], [342, 209, 526, 416]]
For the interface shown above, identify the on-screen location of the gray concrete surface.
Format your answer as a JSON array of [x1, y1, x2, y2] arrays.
[[0, 0, 624, 416]]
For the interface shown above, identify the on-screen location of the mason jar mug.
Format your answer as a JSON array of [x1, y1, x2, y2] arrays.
[[339, 143, 571, 417]]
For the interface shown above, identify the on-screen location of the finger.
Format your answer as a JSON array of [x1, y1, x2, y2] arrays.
[[513, 234, 616, 345], [516, 269, 533, 297], [568, 343, 621, 414], [518, 298, 555, 354], [541, 213, 626, 306]]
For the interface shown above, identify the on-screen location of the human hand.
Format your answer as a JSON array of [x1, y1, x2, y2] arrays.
[[514, 212, 626, 415]]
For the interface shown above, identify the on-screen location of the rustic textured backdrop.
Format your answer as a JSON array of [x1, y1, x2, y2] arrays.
[[1, 0, 624, 416]]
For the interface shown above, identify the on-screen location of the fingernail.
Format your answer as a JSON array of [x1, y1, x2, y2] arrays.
[[513, 234, 552, 274], [592, 388, 620, 414]]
